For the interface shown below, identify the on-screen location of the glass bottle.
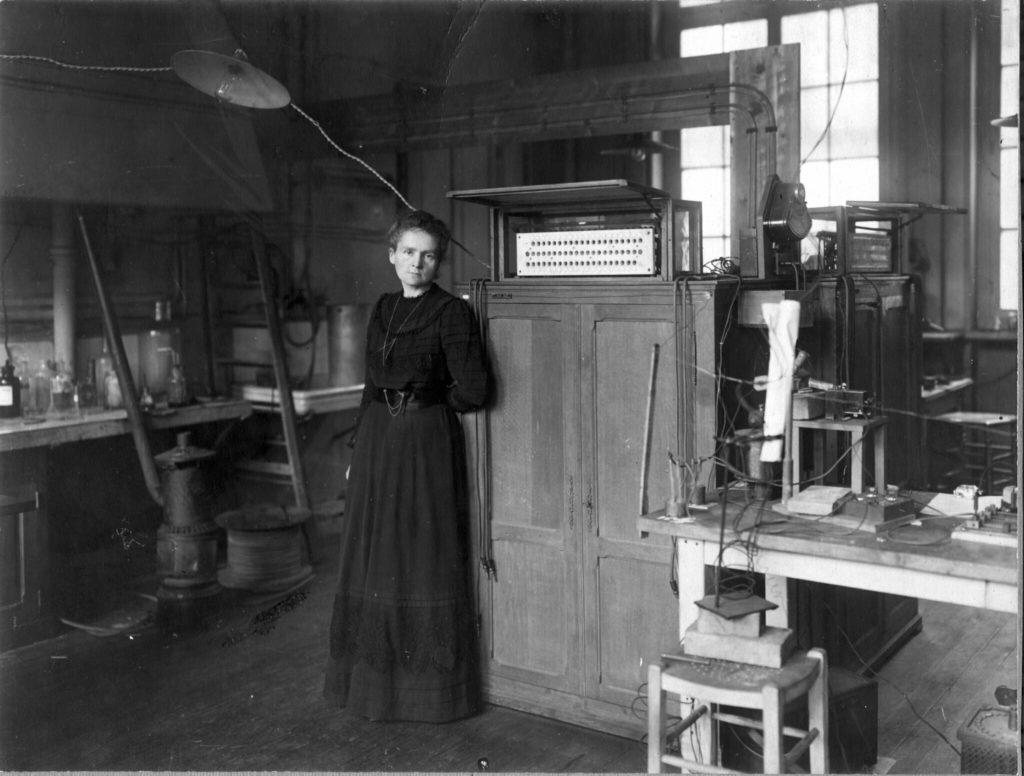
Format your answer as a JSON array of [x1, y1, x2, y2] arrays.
[[103, 369, 124, 410], [77, 358, 98, 411], [166, 349, 188, 406], [18, 359, 31, 414], [28, 360, 53, 418], [49, 361, 75, 415], [0, 359, 21, 419]]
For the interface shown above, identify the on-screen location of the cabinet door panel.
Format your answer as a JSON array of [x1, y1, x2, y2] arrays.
[[580, 306, 681, 705], [491, 538, 572, 677], [595, 554, 680, 694], [482, 304, 580, 692]]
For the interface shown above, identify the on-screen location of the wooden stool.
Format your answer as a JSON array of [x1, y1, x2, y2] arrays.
[[648, 648, 829, 774], [791, 416, 887, 494], [932, 411, 1017, 494]]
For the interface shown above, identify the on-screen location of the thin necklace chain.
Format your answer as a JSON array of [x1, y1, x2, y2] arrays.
[[379, 291, 427, 365]]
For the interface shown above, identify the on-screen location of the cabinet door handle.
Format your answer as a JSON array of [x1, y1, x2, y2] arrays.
[[585, 486, 594, 532], [568, 475, 575, 530]]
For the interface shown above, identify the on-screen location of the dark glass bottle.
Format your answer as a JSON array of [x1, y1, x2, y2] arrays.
[[0, 359, 22, 418]]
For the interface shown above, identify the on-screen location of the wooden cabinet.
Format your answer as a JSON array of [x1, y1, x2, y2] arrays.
[[1, 449, 53, 651], [465, 280, 734, 735]]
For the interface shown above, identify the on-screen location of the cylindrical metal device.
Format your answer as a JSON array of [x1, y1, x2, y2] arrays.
[[154, 432, 220, 601], [327, 303, 373, 387]]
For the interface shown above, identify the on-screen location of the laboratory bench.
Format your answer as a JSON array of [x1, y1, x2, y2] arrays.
[[0, 399, 252, 452], [638, 490, 1017, 673], [0, 399, 252, 651]]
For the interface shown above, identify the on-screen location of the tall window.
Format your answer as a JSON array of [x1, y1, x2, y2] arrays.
[[679, 19, 767, 266], [679, 2, 880, 266], [998, 0, 1019, 312]]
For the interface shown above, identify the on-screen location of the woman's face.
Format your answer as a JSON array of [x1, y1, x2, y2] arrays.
[[389, 227, 440, 296]]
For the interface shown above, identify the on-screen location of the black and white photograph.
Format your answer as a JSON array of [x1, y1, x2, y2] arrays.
[[0, 1, 1019, 773]]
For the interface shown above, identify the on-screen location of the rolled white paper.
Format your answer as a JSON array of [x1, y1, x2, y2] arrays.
[[760, 300, 801, 462]]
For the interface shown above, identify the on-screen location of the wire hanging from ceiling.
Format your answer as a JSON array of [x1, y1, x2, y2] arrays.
[[0, 51, 416, 212]]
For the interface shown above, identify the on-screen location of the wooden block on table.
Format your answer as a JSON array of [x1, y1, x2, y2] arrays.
[[787, 485, 853, 516]]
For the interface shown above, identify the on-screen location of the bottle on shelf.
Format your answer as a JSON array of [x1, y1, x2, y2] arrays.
[[164, 348, 189, 406], [103, 368, 124, 410], [27, 360, 54, 418], [0, 359, 22, 419], [77, 358, 98, 411], [139, 299, 180, 404], [49, 361, 75, 416]]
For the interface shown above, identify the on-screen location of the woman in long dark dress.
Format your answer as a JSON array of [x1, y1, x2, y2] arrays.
[[324, 210, 489, 722]]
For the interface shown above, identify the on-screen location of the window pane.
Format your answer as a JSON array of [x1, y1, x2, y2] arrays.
[[999, 231, 1020, 310], [999, 148, 1019, 229], [828, 81, 879, 158], [829, 158, 879, 204], [683, 168, 727, 234], [723, 19, 767, 51], [1000, 65, 1019, 122], [832, 4, 878, 82], [702, 236, 729, 267], [799, 160, 831, 207], [681, 125, 726, 167], [681, 26, 722, 56], [782, 11, 829, 87], [800, 86, 830, 162], [1002, 0, 1020, 65]]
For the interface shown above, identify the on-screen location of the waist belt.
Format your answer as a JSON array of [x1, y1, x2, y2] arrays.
[[373, 388, 442, 412]]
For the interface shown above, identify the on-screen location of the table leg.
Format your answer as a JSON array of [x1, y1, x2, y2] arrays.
[[791, 424, 803, 493], [874, 423, 886, 490], [676, 538, 706, 641], [850, 426, 864, 494]]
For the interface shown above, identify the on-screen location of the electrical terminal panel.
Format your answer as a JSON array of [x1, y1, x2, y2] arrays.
[[515, 226, 658, 277]]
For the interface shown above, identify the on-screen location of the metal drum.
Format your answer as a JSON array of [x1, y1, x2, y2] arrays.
[[327, 303, 372, 387]]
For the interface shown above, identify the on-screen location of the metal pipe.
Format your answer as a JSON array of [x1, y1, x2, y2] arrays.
[[51, 204, 76, 373], [77, 212, 164, 508]]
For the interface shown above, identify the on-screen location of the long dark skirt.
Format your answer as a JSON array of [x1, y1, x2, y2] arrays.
[[324, 401, 481, 722]]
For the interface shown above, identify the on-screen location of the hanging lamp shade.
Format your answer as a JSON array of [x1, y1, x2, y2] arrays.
[[171, 49, 290, 109]]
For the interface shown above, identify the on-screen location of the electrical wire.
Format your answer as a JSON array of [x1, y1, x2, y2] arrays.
[[289, 103, 415, 212], [800, 6, 851, 167], [0, 53, 172, 73], [821, 600, 963, 759]]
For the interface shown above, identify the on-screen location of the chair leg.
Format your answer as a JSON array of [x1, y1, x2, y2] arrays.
[[648, 663, 666, 773], [762, 683, 785, 773], [807, 648, 830, 774]]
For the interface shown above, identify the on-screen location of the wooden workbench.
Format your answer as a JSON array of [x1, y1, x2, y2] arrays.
[[0, 399, 252, 452], [638, 491, 1019, 642]]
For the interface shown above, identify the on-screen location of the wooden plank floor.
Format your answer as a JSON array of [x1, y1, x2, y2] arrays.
[[1, 532, 1017, 773]]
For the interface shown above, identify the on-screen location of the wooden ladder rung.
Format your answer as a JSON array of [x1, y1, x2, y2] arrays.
[[235, 459, 294, 478]]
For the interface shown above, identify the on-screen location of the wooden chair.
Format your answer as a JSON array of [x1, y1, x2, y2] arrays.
[[647, 648, 829, 774]]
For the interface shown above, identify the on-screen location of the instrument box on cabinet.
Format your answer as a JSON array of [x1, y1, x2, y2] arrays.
[[449, 179, 701, 281]]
